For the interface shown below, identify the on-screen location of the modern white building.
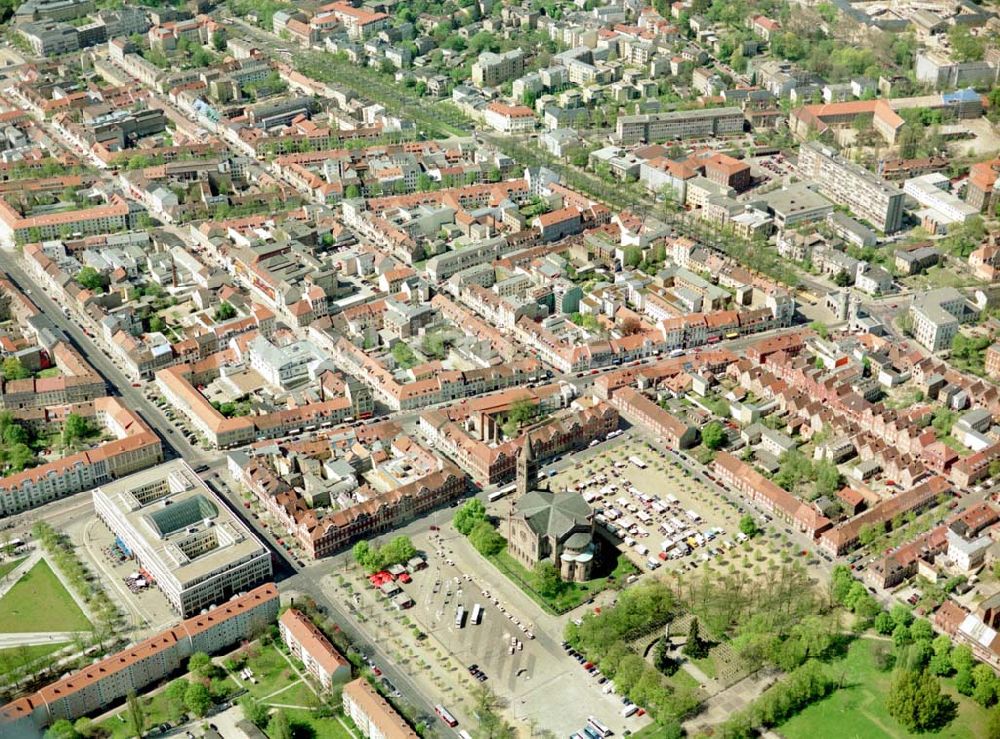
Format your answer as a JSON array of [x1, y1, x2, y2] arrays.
[[248, 336, 330, 389], [904, 173, 980, 234], [93, 460, 272, 617]]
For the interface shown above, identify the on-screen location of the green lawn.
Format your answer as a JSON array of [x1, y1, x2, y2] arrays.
[[267, 680, 317, 708], [0, 557, 25, 579], [244, 644, 301, 700], [689, 654, 718, 679], [96, 689, 177, 739], [779, 639, 990, 739], [0, 641, 68, 672], [35, 368, 61, 378], [487, 548, 636, 615], [0, 559, 91, 632], [666, 667, 702, 692], [277, 709, 356, 739]]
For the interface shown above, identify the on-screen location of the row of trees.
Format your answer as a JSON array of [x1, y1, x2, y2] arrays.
[[719, 660, 838, 738], [565, 582, 695, 728], [32, 522, 120, 649], [351, 536, 417, 573], [453, 499, 506, 558]]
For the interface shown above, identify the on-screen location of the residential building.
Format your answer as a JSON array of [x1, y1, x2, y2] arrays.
[[471, 50, 524, 87], [909, 287, 972, 352], [615, 107, 744, 145], [278, 609, 351, 689], [0, 584, 279, 735], [610, 387, 698, 449], [343, 678, 418, 739], [797, 141, 905, 233]]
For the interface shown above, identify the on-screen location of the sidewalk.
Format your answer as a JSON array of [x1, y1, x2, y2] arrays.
[[0, 630, 87, 648], [0, 550, 41, 600]]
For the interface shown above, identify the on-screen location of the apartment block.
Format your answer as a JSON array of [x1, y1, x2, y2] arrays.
[[0, 584, 279, 735], [343, 678, 418, 739], [909, 287, 971, 352], [471, 49, 524, 87], [615, 107, 744, 145], [278, 609, 351, 690], [797, 141, 904, 233]]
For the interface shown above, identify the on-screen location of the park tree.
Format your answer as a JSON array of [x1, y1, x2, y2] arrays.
[[701, 421, 725, 450], [126, 691, 145, 739], [988, 705, 1000, 739], [738, 515, 760, 538], [454, 498, 487, 535], [892, 624, 912, 649], [76, 266, 104, 292], [910, 619, 933, 642], [164, 679, 189, 721], [44, 720, 80, 739], [534, 561, 563, 598], [973, 663, 1000, 707], [1, 357, 30, 380], [184, 682, 212, 717], [269, 709, 293, 739], [469, 520, 505, 556], [952, 644, 975, 673], [240, 695, 269, 728], [957, 667, 975, 695], [874, 612, 895, 635], [891, 604, 915, 628], [885, 669, 951, 732], [683, 617, 708, 659], [188, 652, 212, 675]]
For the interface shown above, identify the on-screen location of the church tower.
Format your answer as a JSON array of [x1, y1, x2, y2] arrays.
[[515, 431, 537, 498]]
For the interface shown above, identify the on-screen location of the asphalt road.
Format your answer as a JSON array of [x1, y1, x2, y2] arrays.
[[0, 249, 209, 465]]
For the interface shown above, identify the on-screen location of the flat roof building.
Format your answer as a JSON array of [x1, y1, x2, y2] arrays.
[[93, 460, 272, 617], [616, 107, 744, 145], [798, 141, 905, 233]]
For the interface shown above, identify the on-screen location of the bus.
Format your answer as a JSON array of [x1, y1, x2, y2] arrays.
[[724, 331, 739, 340], [488, 483, 516, 503], [629, 456, 647, 469], [455, 606, 465, 628], [458, 731, 473, 739], [587, 716, 611, 737], [435, 705, 458, 727], [471, 603, 483, 625]]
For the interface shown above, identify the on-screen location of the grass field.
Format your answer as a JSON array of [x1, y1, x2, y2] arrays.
[[0, 557, 25, 580], [0, 559, 91, 633], [779, 639, 990, 739], [97, 689, 177, 739], [0, 641, 68, 671], [244, 644, 300, 700], [276, 709, 356, 739], [267, 680, 317, 708]]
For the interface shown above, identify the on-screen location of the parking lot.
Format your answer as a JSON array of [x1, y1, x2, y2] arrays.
[[547, 436, 744, 576], [359, 525, 651, 737]]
